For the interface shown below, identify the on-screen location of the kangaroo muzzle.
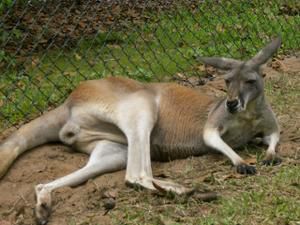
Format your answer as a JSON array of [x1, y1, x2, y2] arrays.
[[226, 99, 240, 113]]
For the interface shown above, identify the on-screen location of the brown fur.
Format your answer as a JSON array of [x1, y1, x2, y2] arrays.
[[67, 77, 145, 105], [150, 83, 215, 160], [67, 78, 215, 160]]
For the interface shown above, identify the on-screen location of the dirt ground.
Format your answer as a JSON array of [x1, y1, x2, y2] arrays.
[[0, 56, 299, 225]]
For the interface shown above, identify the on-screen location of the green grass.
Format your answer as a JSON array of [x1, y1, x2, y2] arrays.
[[107, 163, 300, 225], [200, 166, 300, 225], [104, 153, 300, 225], [1, 0, 299, 129]]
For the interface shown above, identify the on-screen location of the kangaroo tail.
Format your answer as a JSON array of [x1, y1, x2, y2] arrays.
[[0, 104, 69, 178]]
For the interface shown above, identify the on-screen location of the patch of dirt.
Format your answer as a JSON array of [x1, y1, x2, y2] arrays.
[[0, 56, 299, 225]]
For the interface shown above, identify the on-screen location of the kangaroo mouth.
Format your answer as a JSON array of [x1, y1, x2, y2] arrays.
[[228, 107, 239, 114]]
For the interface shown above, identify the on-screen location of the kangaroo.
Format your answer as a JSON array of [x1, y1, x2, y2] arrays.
[[0, 37, 282, 224]]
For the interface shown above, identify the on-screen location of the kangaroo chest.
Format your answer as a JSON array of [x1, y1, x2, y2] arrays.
[[221, 115, 262, 148]]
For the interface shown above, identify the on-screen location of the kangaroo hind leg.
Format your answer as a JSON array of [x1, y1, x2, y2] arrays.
[[116, 91, 190, 194], [0, 104, 69, 179], [35, 140, 127, 225]]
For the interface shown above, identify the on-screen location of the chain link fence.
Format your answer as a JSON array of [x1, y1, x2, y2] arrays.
[[0, 0, 299, 132]]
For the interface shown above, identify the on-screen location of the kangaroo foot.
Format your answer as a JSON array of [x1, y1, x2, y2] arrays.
[[35, 184, 52, 225], [125, 176, 156, 191], [152, 178, 193, 195]]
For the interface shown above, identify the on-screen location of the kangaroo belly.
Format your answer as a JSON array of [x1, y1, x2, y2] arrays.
[[74, 128, 127, 153], [59, 119, 127, 153], [150, 143, 209, 162], [149, 85, 215, 161]]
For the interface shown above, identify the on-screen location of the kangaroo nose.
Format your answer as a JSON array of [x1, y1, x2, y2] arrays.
[[226, 99, 239, 109]]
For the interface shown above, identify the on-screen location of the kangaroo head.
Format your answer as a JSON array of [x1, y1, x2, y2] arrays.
[[198, 37, 281, 113]]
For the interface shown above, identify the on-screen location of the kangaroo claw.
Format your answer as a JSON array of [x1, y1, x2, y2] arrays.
[[236, 163, 256, 175], [262, 156, 282, 166]]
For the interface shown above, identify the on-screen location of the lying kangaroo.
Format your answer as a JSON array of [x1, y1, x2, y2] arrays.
[[0, 37, 282, 224]]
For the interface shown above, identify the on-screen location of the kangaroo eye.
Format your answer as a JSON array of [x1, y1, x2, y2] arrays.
[[225, 79, 231, 85], [246, 79, 256, 84]]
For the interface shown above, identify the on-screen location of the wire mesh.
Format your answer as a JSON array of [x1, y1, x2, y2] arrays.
[[0, 0, 299, 131]]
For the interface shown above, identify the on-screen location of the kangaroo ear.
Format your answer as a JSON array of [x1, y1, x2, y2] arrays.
[[197, 57, 242, 70], [246, 36, 282, 67]]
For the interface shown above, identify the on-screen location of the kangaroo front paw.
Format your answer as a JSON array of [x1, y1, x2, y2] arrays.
[[262, 156, 282, 166], [236, 163, 256, 175]]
